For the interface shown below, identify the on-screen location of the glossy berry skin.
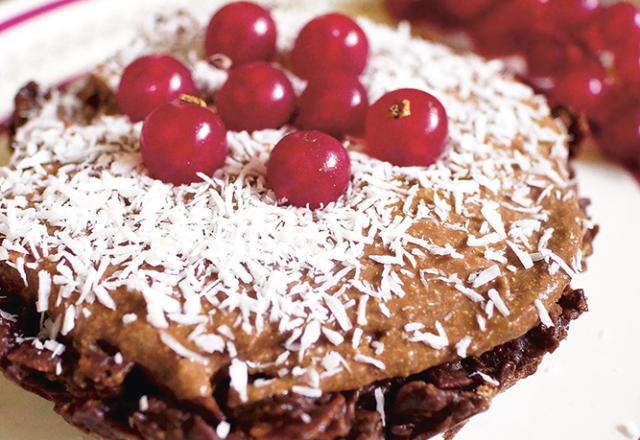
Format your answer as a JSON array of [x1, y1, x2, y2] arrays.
[[365, 89, 448, 167], [551, 63, 608, 114], [216, 62, 296, 132], [205, 1, 277, 66], [267, 131, 351, 209], [296, 74, 369, 138], [598, 105, 640, 168], [117, 55, 196, 122], [291, 13, 369, 79], [140, 98, 228, 185]]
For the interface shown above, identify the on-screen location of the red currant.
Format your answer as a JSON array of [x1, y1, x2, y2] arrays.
[[599, 2, 640, 48], [576, 18, 607, 56], [552, 62, 608, 114], [296, 73, 369, 138], [525, 36, 585, 78], [117, 55, 196, 122], [205, 1, 277, 66], [546, 0, 600, 29], [140, 97, 228, 185], [578, 3, 640, 58], [385, 0, 430, 20], [598, 104, 640, 168], [615, 46, 640, 88], [436, 0, 496, 23], [216, 62, 296, 132], [588, 86, 631, 126], [267, 131, 351, 208], [365, 89, 448, 167], [386, 0, 455, 27], [291, 13, 369, 79], [469, 1, 537, 57]]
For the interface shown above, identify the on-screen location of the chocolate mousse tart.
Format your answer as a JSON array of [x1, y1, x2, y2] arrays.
[[0, 3, 596, 439]]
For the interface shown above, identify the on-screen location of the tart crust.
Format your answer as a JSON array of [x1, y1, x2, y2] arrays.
[[0, 285, 589, 440]]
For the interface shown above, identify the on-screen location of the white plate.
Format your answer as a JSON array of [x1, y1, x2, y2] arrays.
[[0, 1, 638, 439]]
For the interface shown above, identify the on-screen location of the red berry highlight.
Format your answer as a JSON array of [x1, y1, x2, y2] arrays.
[[141, 97, 228, 185], [117, 55, 196, 122], [205, 1, 277, 66], [291, 13, 369, 79], [365, 89, 448, 167], [267, 131, 351, 209], [216, 62, 296, 132], [296, 73, 369, 138], [552, 62, 608, 114]]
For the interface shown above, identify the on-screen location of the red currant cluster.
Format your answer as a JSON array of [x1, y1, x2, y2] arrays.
[[116, 2, 449, 208], [387, 0, 640, 171]]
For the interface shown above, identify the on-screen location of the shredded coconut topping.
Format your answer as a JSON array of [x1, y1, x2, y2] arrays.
[[0, 6, 587, 398]]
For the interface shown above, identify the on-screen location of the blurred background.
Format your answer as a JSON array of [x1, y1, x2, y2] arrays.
[[0, 1, 638, 439]]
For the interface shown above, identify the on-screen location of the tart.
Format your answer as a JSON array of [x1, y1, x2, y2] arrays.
[[0, 4, 596, 440]]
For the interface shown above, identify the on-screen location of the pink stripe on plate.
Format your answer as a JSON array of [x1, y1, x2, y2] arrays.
[[0, 0, 86, 130], [0, 0, 86, 33]]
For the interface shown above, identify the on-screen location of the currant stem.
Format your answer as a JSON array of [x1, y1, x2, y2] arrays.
[[179, 94, 208, 108], [389, 99, 412, 119]]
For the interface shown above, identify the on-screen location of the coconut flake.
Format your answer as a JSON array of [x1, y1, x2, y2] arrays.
[[37, 271, 52, 313], [508, 241, 534, 269], [374, 388, 386, 426], [487, 289, 510, 316], [292, 385, 322, 398], [534, 299, 554, 327], [61, 305, 76, 336], [160, 331, 209, 365], [139, 395, 149, 412], [354, 354, 386, 370], [229, 359, 249, 403], [455, 336, 472, 358], [472, 265, 501, 288], [473, 371, 500, 386], [455, 284, 485, 303], [216, 421, 231, 439]]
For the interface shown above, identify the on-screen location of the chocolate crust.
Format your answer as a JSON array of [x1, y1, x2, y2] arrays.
[[0, 286, 588, 440]]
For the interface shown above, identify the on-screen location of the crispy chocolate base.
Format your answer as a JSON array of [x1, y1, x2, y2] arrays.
[[0, 286, 588, 440]]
